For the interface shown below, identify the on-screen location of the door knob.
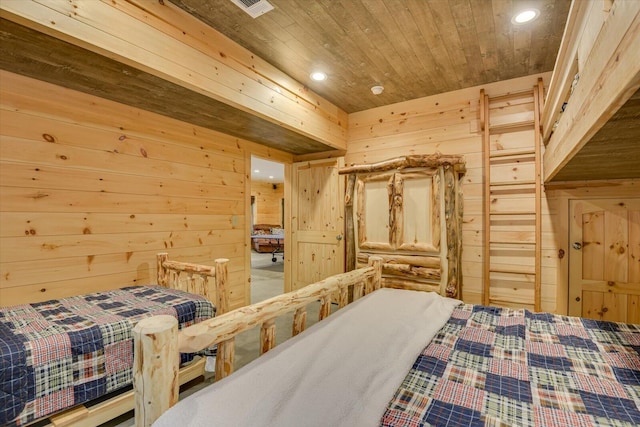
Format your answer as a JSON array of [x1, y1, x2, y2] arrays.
[[572, 242, 582, 250], [336, 235, 343, 241]]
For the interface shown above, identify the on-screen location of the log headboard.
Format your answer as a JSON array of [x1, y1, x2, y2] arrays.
[[157, 252, 229, 315]]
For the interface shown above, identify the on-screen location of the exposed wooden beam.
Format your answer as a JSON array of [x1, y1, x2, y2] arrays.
[[0, 20, 331, 155], [541, 0, 590, 142], [0, 0, 347, 151], [543, 0, 640, 182]]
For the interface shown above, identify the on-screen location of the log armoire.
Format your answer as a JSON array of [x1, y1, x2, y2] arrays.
[[339, 153, 466, 299]]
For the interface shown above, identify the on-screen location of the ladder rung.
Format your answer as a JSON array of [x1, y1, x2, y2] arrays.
[[489, 240, 536, 245], [490, 148, 536, 158], [489, 298, 535, 307], [489, 243, 535, 252], [489, 120, 535, 134], [489, 211, 536, 216], [490, 180, 536, 187], [489, 90, 535, 103], [489, 267, 536, 275]]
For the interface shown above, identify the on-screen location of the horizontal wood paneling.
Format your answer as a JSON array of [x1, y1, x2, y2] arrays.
[[0, 0, 347, 151], [0, 71, 293, 309], [346, 73, 561, 310], [0, 212, 240, 237], [251, 181, 284, 227]]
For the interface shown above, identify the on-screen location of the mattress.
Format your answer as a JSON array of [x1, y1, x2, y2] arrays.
[[153, 288, 461, 426], [0, 285, 215, 426], [154, 289, 640, 426]]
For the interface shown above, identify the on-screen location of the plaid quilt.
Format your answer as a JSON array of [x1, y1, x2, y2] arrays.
[[382, 304, 640, 426], [0, 286, 215, 426]]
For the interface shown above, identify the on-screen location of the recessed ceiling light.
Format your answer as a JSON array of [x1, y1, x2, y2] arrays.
[[512, 9, 539, 24], [310, 71, 327, 81], [371, 85, 384, 95]]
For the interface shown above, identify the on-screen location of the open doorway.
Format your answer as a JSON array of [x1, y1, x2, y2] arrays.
[[249, 156, 285, 304]]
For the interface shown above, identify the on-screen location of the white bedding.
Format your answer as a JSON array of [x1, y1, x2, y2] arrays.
[[154, 288, 461, 427]]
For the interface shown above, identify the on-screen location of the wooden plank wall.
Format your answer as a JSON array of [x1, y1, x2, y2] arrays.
[[251, 181, 284, 226], [0, 71, 292, 309], [346, 73, 561, 311]]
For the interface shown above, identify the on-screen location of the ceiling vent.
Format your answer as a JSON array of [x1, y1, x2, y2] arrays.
[[229, 0, 274, 18]]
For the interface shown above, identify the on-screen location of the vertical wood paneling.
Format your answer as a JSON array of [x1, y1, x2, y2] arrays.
[[582, 211, 604, 281], [0, 72, 293, 308], [604, 210, 629, 283], [630, 211, 640, 283], [582, 291, 603, 319], [629, 295, 640, 324]]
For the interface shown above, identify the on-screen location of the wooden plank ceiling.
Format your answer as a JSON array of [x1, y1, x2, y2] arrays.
[[172, 0, 571, 113], [550, 89, 640, 181], [1, 0, 575, 156]]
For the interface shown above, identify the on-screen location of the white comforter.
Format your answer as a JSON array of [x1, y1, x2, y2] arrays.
[[154, 288, 461, 427]]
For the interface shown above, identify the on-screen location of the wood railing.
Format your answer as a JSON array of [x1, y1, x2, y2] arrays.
[[542, 0, 640, 181], [133, 256, 383, 426]]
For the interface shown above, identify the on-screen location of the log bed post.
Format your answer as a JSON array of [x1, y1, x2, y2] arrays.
[[261, 319, 276, 354], [319, 295, 332, 320], [293, 307, 307, 336], [133, 315, 179, 427], [157, 252, 170, 287], [368, 256, 383, 292], [215, 338, 235, 381], [345, 173, 357, 272], [214, 258, 229, 314]]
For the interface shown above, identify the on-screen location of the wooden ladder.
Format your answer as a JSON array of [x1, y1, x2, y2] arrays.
[[480, 80, 543, 311]]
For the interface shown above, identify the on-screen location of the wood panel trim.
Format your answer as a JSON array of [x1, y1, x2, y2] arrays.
[[541, 0, 591, 141], [543, 0, 640, 181]]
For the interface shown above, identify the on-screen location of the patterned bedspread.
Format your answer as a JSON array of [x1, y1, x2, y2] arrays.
[[382, 304, 640, 426], [0, 285, 215, 426]]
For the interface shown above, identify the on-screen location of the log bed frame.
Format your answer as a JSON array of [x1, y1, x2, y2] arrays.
[[132, 256, 384, 426], [36, 253, 229, 427]]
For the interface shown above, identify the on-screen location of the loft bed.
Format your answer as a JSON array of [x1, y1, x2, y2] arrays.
[[542, 0, 640, 182], [0, 253, 228, 427], [135, 258, 640, 426]]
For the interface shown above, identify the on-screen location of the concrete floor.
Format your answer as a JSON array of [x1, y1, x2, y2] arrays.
[[104, 251, 321, 427]]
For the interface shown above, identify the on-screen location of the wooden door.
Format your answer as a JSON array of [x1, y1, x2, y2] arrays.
[[569, 198, 640, 323], [289, 158, 345, 292], [356, 170, 440, 254]]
